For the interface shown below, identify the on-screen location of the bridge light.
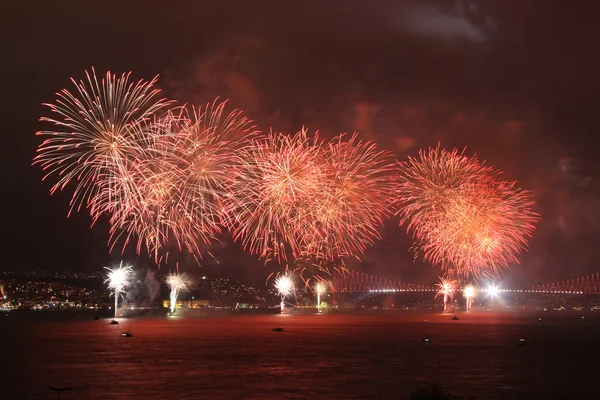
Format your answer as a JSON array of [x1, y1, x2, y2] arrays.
[[488, 284, 499, 297]]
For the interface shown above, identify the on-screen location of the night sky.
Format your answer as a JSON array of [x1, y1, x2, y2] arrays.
[[3, 1, 600, 285]]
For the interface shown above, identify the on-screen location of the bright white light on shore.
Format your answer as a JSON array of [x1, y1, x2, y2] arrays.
[[463, 284, 476, 312], [464, 285, 475, 298], [104, 262, 133, 318], [275, 275, 293, 297], [275, 274, 293, 312], [314, 282, 327, 295], [166, 272, 190, 314], [314, 281, 327, 311], [488, 284, 499, 296]]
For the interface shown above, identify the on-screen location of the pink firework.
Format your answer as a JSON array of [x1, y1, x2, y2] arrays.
[[33, 68, 172, 220], [296, 133, 395, 261], [395, 145, 539, 278], [221, 128, 325, 262], [108, 100, 259, 260], [435, 277, 457, 312]]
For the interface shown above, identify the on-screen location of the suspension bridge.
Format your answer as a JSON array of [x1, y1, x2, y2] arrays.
[[330, 270, 600, 295]]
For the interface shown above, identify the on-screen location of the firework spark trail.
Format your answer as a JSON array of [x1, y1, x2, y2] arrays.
[[435, 277, 457, 312], [166, 272, 190, 314], [293, 258, 348, 290], [33, 69, 172, 220], [395, 145, 539, 278], [104, 263, 133, 317]]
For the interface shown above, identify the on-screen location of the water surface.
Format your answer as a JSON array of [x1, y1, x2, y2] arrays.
[[2, 312, 599, 399]]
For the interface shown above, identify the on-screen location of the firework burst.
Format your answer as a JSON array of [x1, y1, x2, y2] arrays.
[[108, 100, 258, 260], [34, 70, 261, 263], [34, 69, 172, 219], [104, 262, 134, 317], [166, 272, 190, 314], [222, 128, 325, 261], [314, 281, 328, 310], [419, 181, 539, 276], [223, 129, 394, 267], [435, 277, 457, 312], [395, 146, 494, 234], [297, 133, 395, 261], [463, 284, 476, 312], [274, 273, 294, 311], [395, 145, 539, 278]]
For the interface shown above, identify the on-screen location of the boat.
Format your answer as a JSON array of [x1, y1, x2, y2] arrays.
[[452, 316, 459, 320], [121, 332, 133, 337], [519, 336, 527, 346], [109, 320, 119, 325]]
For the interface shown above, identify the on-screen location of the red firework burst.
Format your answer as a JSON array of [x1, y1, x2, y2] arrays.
[[108, 100, 259, 260], [296, 133, 395, 261], [395, 145, 539, 278], [221, 128, 325, 261], [33, 68, 172, 219]]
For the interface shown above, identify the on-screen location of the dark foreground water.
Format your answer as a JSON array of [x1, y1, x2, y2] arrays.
[[1, 311, 599, 399]]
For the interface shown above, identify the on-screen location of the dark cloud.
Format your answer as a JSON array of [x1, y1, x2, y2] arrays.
[[394, 0, 496, 45]]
